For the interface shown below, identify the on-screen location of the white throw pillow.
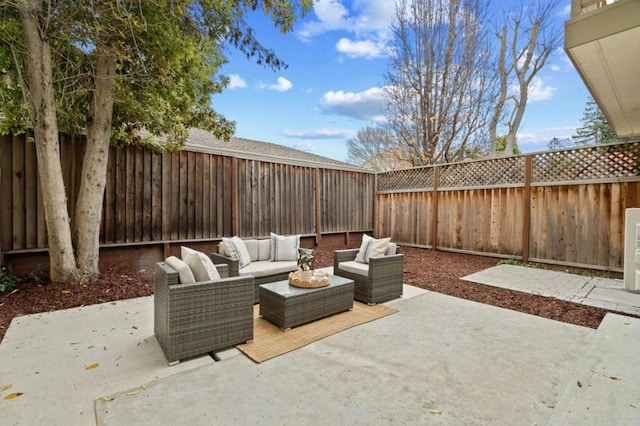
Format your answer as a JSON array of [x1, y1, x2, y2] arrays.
[[165, 256, 196, 284], [221, 236, 252, 269], [181, 246, 220, 282], [258, 239, 271, 261], [355, 234, 391, 264], [243, 240, 259, 262], [386, 242, 398, 256], [270, 233, 300, 261]]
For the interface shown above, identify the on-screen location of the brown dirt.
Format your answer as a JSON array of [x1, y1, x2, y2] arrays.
[[0, 240, 625, 344]]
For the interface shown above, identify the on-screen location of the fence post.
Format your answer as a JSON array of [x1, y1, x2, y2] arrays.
[[373, 173, 378, 237], [231, 157, 238, 236], [431, 165, 439, 250], [314, 168, 322, 244], [522, 155, 532, 264]]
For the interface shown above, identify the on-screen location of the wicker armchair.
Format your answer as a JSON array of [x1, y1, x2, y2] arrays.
[[333, 246, 404, 304], [154, 262, 254, 364]]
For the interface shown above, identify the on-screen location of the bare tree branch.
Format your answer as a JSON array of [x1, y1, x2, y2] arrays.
[[384, 0, 492, 165]]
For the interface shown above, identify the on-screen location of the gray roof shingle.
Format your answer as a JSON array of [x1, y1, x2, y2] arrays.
[[184, 128, 364, 171]]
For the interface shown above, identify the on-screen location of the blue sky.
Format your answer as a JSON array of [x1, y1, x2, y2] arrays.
[[214, 0, 591, 163]]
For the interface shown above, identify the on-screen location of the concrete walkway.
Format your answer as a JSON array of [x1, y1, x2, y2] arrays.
[[463, 264, 640, 316], [1, 272, 639, 425]]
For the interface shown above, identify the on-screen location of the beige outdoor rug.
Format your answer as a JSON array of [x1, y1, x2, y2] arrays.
[[236, 302, 397, 363]]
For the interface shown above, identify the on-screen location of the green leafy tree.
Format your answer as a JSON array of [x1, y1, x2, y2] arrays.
[[0, 0, 310, 283], [494, 135, 520, 155], [572, 97, 627, 145]]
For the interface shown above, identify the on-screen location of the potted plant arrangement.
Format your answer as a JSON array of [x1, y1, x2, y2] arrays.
[[297, 248, 315, 281]]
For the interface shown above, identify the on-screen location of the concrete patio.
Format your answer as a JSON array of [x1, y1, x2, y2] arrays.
[[463, 264, 640, 317], [1, 268, 639, 425]]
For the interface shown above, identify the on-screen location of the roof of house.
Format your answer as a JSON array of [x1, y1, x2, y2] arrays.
[[184, 128, 364, 172]]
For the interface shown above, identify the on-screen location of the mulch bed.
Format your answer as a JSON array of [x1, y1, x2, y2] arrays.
[[0, 240, 623, 343]]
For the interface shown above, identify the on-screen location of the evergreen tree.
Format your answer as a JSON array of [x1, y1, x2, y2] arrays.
[[547, 137, 571, 150], [572, 97, 620, 144]]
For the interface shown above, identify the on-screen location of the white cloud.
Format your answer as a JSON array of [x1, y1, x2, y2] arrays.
[[517, 126, 576, 151], [546, 47, 573, 73], [336, 38, 384, 59], [319, 87, 387, 121], [281, 128, 356, 139], [227, 74, 247, 89], [528, 77, 556, 102], [352, 0, 396, 31], [560, 4, 572, 17], [297, 0, 394, 58], [298, 0, 350, 40], [270, 77, 293, 92], [257, 77, 293, 92], [291, 141, 318, 152]]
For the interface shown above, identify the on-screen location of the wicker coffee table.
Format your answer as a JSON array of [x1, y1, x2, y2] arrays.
[[259, 275, 355, 330]]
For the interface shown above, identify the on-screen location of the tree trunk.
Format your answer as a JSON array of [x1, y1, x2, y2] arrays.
[[505, 84, 527, 155], [18, 1, 79, 282], [74, 51, 116, 282], [488, 26, 509, 157]]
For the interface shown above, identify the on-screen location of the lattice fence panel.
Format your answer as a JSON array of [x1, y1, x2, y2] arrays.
[[377, 167, 435, 191], [438, 156, 525, 188], [532, 142, 640, 183]]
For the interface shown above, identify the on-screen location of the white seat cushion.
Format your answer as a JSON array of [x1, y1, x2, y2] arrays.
[[338, 260, 369, 277], [238, 261, 298, 278]]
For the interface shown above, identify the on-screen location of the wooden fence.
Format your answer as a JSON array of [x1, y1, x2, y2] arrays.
[[0, 134, 375, 272], [2, 133, 638, 273], [376, 141, 640, 272]]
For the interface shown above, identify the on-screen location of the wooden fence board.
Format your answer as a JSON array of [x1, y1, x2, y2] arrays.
[[186, 151, 196, 240], [125, 148, 135, 242], [196, 152, 204, 238], [565, 186, 578, 263], [134, 149, 144, 242], [0, 136, 11, 252], [151, 151, 162, 241], [24, 141, 37, 248], [170, 152, 180, 240], [161, 151, 171, 240], [609, 183, 622, 267], [115, 148, 126, 243], [11, 135, 25, 250], [597, 184, 611, 266], [480, 189, 490, 253], [586, 184, 598, 265], [36, 152, 46, 248]]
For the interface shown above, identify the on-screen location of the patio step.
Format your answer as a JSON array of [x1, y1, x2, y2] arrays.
[[547, 313, 640, 425]]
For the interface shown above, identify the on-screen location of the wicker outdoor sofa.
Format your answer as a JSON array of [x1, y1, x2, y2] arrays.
[[210, 236, 302, 303], [333, 243, 404, 304], [154, 262, 254, 364]]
